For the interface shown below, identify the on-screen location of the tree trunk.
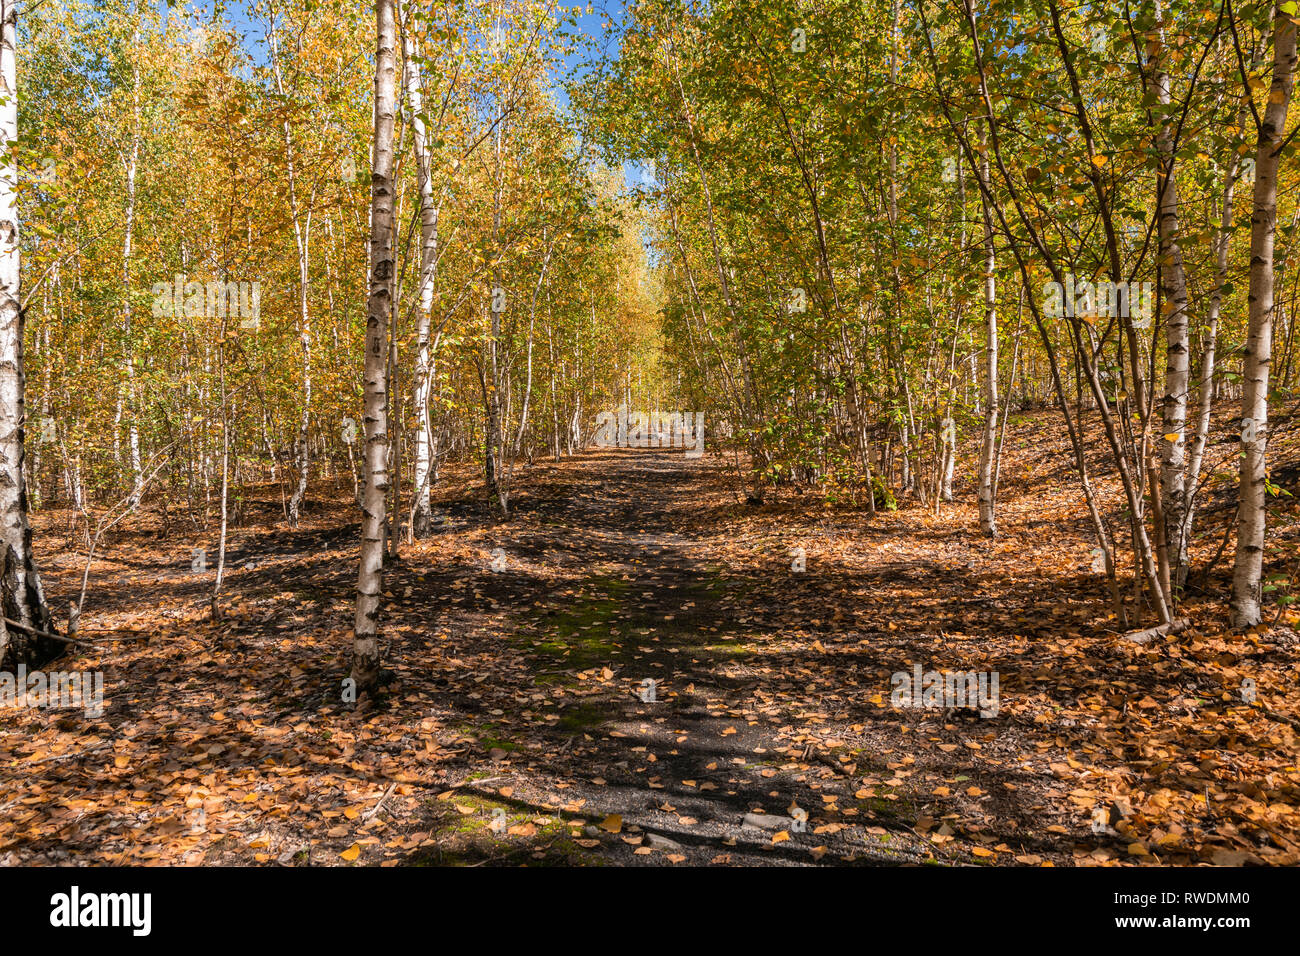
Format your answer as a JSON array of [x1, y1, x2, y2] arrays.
[[1232, 11, 1297, 629], [1153, 9, 1192, 590], [122, 11, 142, 507], [210, 368, 230, 621], [352, 0, 398, 695], [0, 0, 57, 669], [483, 52, 510, 518], [402, 0, 439, 538], [976, 150, 998, 536]]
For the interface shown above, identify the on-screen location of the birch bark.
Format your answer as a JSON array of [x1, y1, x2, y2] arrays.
[[353, 0, 399, 692], [1232, 9, 1297, 628]]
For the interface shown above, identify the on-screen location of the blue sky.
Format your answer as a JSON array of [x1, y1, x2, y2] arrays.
[[174, 0, 643, 182], [175, 0, 628, 88]]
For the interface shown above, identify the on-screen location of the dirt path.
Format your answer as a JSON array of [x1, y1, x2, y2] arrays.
[[361, 447, 1071, 866], [8, 434, 1294, 866]]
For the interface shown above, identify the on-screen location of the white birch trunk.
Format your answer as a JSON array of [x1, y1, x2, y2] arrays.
[[401, 0, 438, 537], [0, 0, 56, 668], [352, 0, 398, 693], [1154, 15, 1192, 589], [976, 151, 998, 536], [1232, 11, 1297, 629], [122, 12, 142, 506]]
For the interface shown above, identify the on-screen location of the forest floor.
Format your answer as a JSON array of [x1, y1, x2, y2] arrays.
[[3, 406, 1300, 866]]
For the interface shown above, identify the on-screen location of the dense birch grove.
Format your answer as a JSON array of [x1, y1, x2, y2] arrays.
[[6, 0, 1300, 881], [595, 0, 1300, 643], [3, 0, 1300, 685], [5, 0, 663, 673]]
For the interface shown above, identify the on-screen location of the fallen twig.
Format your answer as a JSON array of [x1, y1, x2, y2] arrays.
[[2, 617, 148, 647], [1254, 705, 1300, 731], [1123, 618, 1190, 645], [362, 783, 398, 822], [3, 617, 87, 646]]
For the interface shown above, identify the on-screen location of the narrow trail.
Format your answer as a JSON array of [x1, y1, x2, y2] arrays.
[[373, 447, 1075, 866], [18, 430, 1250, 866]]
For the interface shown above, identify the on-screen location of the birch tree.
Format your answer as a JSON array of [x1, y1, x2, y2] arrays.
[[353, 0, 398, 694], [0, 0, 57, 669], [1153, 1, 1193, 592], [975, 147, 997, 537], [1232, 6, 1297, 629], [402, 0, 440, 537], [121, 5, 142, 507]]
